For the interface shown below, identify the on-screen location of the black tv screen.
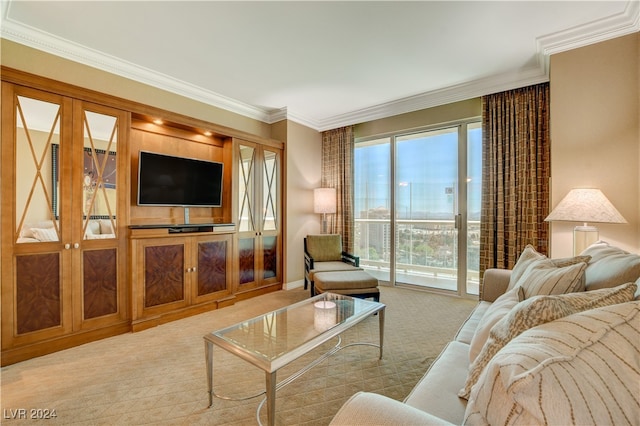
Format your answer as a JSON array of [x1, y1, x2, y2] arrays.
[[137, 151, 223, 207]]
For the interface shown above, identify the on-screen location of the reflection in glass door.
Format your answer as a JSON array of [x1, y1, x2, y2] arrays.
[[354, 121, 481, 296]]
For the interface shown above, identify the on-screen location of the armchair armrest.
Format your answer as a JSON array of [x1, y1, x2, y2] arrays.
[[304, 251, 314, 272], [341, 251, 359, 267], [480, 268, 512, 302], [330, 392, 454, 426]]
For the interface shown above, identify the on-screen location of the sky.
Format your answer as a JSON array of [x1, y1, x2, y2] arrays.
[[355, 127, 482, 220]]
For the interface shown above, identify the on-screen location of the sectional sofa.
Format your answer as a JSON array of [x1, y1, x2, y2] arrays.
[[330, 241, 640, 425]]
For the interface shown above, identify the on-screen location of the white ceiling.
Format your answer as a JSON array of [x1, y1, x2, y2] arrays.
[[2, 1, 638, 131]]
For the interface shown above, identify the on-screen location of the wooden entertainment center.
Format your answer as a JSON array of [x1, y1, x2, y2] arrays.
[[0, 68, 284, 365]]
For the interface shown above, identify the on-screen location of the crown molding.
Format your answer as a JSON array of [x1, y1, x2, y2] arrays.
[[538, 0, 639, 56], [0, 2, 274, 123], [310, 65, 550, 132], [312, 0, 640, 132], [2, 0, 638, 133]]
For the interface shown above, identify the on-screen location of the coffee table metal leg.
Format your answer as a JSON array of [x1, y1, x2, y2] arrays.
[[265, 371, 276, 426], [205, 341, 214, 407], [378, 307, 385, 359]]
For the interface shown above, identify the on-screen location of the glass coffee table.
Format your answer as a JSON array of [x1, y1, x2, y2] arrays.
[[204, 292, 385, 426]]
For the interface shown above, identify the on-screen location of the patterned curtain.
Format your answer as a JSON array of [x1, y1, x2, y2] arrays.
[[479, 83, 550, 276], [321, 126, 355, 252]]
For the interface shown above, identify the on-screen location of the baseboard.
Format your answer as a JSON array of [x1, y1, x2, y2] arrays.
[[284, 279, 304, 290]]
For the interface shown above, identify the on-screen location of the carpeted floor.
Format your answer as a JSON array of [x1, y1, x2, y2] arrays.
[[1, 286, 476, 425]]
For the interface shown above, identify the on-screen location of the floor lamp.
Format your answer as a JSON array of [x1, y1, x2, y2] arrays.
[[314, 188, 336, 234], [545, 188, 627, 255]]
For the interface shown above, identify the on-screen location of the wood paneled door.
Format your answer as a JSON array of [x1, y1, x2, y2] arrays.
[[0, 83, 130, 365]]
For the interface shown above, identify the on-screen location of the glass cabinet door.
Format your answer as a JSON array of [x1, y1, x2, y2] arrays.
[[72, 102, 127, 330], [261, 148, 280, 281], [235, 141, 281, 290], [1, 85, 129, 353], [237, 143, 257, 286], [2, 86, 73, 346]]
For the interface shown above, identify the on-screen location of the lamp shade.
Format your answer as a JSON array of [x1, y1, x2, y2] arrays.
[[545, 188, 626, 224], [314, 188, 336, 214]]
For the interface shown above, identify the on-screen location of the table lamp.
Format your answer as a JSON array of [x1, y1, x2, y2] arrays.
[[314, 187, 336, 234], [545, 188, 626, 255]]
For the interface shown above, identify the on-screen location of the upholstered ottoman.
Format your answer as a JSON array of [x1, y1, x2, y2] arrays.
[[313, 270, 380, 302]]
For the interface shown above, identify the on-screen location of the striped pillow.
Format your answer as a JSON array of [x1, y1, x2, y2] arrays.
[[508, 244, 591, 291], [458, 282, 637, 400], [464, 301, 640, 425], [516, 257, 588, 298]]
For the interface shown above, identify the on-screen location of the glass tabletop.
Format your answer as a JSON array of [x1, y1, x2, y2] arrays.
[[205, 293, 384, 372]]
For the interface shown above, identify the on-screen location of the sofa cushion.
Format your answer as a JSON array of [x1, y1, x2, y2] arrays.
[[330, 392, 454, 426], [404, 341, 469, 425], [464, 301, 640, 426], [458, 282, 637, 399], [306, 234, 343, 262], [581, 241, 640, 291], [468, 286, 523, 363], [454, 301, 491, 345]]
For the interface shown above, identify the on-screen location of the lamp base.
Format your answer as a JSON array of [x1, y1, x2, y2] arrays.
[[573, 225, 598, 256]]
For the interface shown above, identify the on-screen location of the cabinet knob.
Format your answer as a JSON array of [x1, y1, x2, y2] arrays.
[[192, 267, 197, 272], [74, 243, 80, 249], [64, 243, 71, 250]]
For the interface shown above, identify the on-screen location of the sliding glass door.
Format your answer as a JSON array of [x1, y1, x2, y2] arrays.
[[354, 121, 481, 296]]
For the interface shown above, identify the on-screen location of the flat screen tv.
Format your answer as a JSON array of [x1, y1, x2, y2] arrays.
[[137, 151, 223, 207]]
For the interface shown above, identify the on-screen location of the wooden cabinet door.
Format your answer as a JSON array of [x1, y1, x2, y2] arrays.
[[1, 85, 74, 349], [1, 86, 130, 355], [133, 237, 189, 320], [259, 147, 281, 287], [191, 234, 233, 304], [72, 101, 129, 331]]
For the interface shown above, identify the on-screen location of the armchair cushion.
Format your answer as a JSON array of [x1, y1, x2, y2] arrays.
[[307, 261, 361, 281], [306, 234, 343, 262]]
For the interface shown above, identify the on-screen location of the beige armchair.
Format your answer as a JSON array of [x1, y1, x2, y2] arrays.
[[304, 234, 360, 295]]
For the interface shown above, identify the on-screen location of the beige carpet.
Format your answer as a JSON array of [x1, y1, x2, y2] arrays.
[[1, 286, 476, 425]]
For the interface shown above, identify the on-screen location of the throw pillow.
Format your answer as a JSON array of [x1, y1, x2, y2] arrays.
[[458, 282, 637, 400], [580, 240, 640, 291], [508, 244, 590, 291], [31, 227, 59, 242], [468, 286, 523, 364], [516, 257, 588, 299], [508, 245, 544, 290], [464, 301, 640, 425], [100, 219, 114, 235]]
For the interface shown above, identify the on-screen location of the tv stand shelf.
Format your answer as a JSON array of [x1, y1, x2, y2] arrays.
[[129, 223, 235, 238]]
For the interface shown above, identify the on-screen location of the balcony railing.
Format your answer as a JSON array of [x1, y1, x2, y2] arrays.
[[354, 218, 480, 294]]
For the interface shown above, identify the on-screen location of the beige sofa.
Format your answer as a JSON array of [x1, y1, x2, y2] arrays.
[[331, 241, 640, 425]]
